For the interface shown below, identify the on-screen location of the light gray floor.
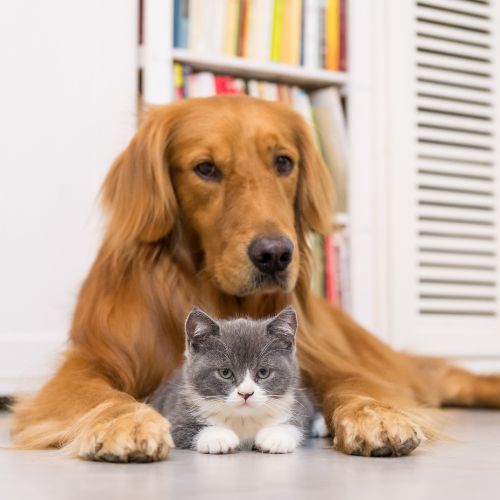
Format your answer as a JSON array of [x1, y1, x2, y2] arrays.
[[0, 409, 499, 500]]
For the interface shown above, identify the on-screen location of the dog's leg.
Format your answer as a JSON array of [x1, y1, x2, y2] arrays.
[[416, 358, 500, 408], [321, 377, 433, 457], [11, 350, 173, 462], [298, 301, 438, 457]]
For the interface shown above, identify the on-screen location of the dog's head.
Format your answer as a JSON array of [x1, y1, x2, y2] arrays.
[[103, 96, 334, 297]]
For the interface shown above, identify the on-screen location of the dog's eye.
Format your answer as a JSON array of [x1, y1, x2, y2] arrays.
[[274, 155, 294, 176], [257, 368, 271, 379], [194, 162, 221, 181], [218, 368, 233, 379]]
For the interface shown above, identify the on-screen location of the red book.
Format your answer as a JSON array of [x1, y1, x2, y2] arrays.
[[339, 0, 347, 71], [324, 234, 338, 305], [215, 76, 245, 95]]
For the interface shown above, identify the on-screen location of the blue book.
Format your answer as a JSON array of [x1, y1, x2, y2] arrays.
[[173, 0, 189, 48]]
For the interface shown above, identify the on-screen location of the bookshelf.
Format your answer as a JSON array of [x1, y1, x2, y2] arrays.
[[171, 49, 348, 88]]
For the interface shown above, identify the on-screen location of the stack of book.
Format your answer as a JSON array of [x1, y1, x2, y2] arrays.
[[173, 64, 350, 309], [173, 0, 347, 71], [309, 229, 350, 310]]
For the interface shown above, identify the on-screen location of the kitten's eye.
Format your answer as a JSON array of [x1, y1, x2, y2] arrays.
[[257, 368, 271, 379], [274, 155, 294, 176], [194, 162, 221, 181], [218, 368, 233, 379]]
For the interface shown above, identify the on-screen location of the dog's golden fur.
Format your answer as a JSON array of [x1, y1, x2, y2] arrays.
[[11, 96, 500, 460]]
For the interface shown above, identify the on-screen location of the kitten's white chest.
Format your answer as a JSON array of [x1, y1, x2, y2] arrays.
[[200, 393, 294, 444], [214, 413, 279, 443]]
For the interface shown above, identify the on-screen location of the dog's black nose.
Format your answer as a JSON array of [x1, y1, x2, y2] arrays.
[[248, 236, 294, 274]]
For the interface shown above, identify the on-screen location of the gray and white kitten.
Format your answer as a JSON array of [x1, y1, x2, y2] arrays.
[[149, 306, 328, 454]]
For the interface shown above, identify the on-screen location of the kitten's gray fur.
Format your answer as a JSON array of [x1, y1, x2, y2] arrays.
[[148, 306, 316, 452]]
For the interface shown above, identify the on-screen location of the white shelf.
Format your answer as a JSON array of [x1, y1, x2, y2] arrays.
[[171, 48, 348, 89]]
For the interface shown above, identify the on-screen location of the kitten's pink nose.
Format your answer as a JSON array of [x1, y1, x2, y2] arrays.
[[238, 391, 254, 401]]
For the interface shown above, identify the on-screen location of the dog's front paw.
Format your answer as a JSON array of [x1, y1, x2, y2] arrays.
[[255, 424, 302, 454], [195, 426, 240, 454], [77, 403, 174, 463], [333, 401, 425, 457]]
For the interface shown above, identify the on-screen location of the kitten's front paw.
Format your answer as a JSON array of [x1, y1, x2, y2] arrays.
[[255, 424, 301, 454], [311, 413, 331, 438], [195, 426, 240, 454]]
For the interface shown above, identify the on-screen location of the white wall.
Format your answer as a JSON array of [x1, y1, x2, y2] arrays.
[[0, 0, 137, 393]]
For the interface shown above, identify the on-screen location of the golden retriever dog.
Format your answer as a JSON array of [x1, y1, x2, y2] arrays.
[[11, 96, 500, 461]]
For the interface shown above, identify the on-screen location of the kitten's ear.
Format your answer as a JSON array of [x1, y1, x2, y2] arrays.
[[266, 306, 298, 350], [185, 307, 220, 352]]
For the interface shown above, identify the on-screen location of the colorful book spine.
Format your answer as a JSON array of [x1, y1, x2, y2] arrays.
[[271, 0, 284, 62], [324, 0, 340, 70], [173, 63, 185, 99], [224, 0, 241, 56], [303, 0, 320, 68], [339, 0, 347, 71], [324, 234, 338, 305], [172, 0, 346, 71], [173, 0, 189, 48]]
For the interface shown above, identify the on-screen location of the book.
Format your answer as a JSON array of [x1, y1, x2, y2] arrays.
[[271, 0, 284, 62], [310, 86, 348, 211], [308, 232, 325, 297], [187, 71, 216, 97], [324, 229, 350, 308], [209, 0, 228, 55], [173, 63, 185, 99], [173, 0, 189, 48], [324, 234, 339, 304], [254, 0, 274, 61], [303, 0, 320, 68], [324, 0, 340, 70], [237, 0, 250, 57], [281, 0, 303, 65], [174, 0, 344, 70], [214, 75, 246, 95], [339, 0, 347, 71], [187, 0, 206, 52], [224, 0, 241, 56]]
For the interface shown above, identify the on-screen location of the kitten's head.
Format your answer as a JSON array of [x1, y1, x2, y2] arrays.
[[184, 306, 298, 412]]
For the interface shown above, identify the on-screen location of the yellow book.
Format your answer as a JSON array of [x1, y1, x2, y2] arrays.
[[271, 0, 284, 62], [325, 0, 340, 70], [224, 0, 240, 56], [174, 63, 183, 88], [280, 0, 302, 65]]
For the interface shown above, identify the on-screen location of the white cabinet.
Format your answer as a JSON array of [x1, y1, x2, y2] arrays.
[[382, 0, 500, 366]]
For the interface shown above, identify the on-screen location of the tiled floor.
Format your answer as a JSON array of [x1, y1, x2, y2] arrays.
[[0, 409, 499, 500]]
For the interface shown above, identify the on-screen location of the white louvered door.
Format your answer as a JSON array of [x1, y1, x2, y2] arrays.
[[387, 0, 500, 356]]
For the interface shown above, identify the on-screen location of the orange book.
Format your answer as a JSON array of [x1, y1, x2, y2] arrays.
[[280, 0, 303, 65], [324, 0, 340, 70]]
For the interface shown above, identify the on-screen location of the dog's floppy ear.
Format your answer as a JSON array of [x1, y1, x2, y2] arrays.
[[101, 107, 179, 245], [295, 118, 335, 235]]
